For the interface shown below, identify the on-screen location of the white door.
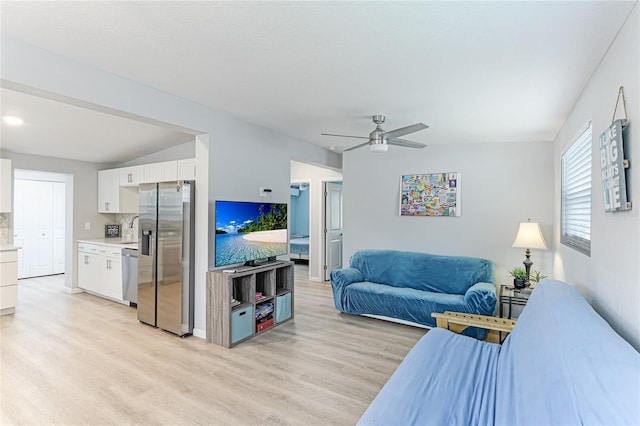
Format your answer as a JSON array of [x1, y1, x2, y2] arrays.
[[29, 180, 54, 277], [14, 178, 63, 278], [324, 182, 343, 281], [52, 182, 66, 274]]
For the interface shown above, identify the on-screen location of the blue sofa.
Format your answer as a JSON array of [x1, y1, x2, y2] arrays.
[[358, 279, 640, 425], [330, 250, 496, 338]]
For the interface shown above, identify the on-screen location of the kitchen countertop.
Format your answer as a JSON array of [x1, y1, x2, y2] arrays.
[[0, 244, 21, 252], [77, 238, 138, 249]]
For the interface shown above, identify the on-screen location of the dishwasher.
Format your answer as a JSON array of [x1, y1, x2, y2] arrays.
[[122, 248, 138, 306]]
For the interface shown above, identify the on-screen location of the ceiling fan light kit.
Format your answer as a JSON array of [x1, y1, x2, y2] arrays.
[[322, 115, 429, 153], [370, 143, 389, 153]]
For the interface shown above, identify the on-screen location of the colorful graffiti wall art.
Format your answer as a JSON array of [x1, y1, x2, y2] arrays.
[[400, 173, 460, 217]]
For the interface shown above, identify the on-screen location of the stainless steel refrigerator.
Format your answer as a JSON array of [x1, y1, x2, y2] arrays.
[[137, 181, 194, 337]]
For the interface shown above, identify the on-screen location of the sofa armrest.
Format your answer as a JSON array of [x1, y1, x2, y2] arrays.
[[432, 311, 516, 335], [330, 268, 363, 311], [464, 282, 497, 315]]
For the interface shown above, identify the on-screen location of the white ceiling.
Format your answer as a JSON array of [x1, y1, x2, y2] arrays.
[[0, 88, 194, 163], [1, 1, 637, 160]]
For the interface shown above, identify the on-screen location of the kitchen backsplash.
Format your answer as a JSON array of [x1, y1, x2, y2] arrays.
[[0, 213, 9, 244], [116, 213, 139, 241]]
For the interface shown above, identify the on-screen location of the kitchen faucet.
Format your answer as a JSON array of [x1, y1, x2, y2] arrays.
[[124, 215, 139, 241]]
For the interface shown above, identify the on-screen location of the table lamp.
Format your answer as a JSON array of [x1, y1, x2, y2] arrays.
[[512, 219, 548, 287]]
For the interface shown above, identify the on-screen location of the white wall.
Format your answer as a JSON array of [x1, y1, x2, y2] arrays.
[[342, 142, 554, 285], [206, 120, 298, 272], [117, 140, 195, 167], [1, 37, 340, 338], [552, 5, 639, 350], [291, 160, 343, 281]]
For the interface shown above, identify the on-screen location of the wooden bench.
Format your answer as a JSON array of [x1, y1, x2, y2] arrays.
[[431, 311, 516, 343]]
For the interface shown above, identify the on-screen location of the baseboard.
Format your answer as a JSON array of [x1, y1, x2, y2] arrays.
[[362, 314, 432, 330], [64, 287, 84, 294], [192, 328, 206, 340], [0, 307, 16, 316]]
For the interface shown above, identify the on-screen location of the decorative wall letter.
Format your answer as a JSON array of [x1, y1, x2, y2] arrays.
[[599, 119, 631, 212]]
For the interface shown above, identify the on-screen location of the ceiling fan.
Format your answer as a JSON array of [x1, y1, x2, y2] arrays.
[[322, 115, 429, 153]]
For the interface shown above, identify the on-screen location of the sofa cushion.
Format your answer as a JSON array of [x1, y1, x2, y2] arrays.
[[350, 250, 493, 295], [358, 328, 501, 426], [345, 281, 466, 326], [495, 280, 640, 425]]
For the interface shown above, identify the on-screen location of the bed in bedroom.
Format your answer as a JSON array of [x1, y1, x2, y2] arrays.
[[290, 235, 309, 261]]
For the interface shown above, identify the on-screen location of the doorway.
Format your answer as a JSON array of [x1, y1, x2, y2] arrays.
[[290, 160, 343, 282], [14, 170, 67, 279], [290, 183, 310, 264], [324, 181, 343, 281]]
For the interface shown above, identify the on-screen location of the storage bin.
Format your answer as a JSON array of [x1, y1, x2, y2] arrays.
[[256, 317, 274, 332], [231, 306, 253, 344], [275, 292, 292, 323]]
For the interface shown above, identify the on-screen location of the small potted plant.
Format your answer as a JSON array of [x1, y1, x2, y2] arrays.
[[509, 267, 527, 289], [529, 270, 548, 287]]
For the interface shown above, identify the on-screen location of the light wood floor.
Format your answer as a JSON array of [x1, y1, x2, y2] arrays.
[[1, 265, 426, 425]]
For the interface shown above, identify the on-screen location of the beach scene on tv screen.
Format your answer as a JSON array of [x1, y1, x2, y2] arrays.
[[215, 202, 288, 266]]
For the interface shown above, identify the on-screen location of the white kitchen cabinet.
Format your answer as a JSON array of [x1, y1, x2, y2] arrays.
[[177, 158, 196, 180], [161, 161, 178, 181], [119, 165, 145, 187], [77, 242, 124, 302], [77, 245, 100, 294], [98, 169, 138, 213], [0, 158, 12, 212], [98, 169, 118, 213], [143, 163, 160, 183], [97, 245, 123, 300], [0, 248, 19, 315], [144, 161, 178, 183]]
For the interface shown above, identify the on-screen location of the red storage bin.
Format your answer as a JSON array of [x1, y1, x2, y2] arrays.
[[256, 317, 274, 332]]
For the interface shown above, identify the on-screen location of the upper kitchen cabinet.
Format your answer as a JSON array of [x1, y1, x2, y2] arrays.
[[98, 169, 137, 213], [177, 158, 196, 180], [119, 165, 144, 187], [144, 161, 178, 183], [0, 159, 12, 212]]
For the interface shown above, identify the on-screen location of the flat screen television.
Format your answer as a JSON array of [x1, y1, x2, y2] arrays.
[[215, 200, 288, 267]]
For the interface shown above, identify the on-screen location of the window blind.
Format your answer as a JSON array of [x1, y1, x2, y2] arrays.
[[561, 122, 592, 256]]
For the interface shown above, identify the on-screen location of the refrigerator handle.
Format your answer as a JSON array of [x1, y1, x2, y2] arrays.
[[141, 229, 153, 256]]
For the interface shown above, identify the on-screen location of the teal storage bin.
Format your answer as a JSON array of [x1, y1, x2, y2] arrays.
[[275, 292, 292, 323], [231, 306, 253, 344]]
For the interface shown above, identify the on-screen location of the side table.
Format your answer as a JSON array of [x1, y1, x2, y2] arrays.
[[499, 285, 532, 319]]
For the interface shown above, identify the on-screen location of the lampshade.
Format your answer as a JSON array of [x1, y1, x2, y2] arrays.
[[512, 221, 548, 250]]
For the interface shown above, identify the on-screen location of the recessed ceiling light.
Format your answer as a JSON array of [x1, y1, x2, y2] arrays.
[[3, 116, 24, 126]]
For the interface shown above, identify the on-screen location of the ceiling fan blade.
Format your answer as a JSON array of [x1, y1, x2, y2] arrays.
[[321, 133, 369, 140], [343, 141, 372, 152], [387, 138, 427, 149], [382, 123, 428, 139]]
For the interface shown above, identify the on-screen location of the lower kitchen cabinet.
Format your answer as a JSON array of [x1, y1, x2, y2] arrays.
[[77, 250, 99, 294], [77, 242, 125, 303], [0, 248, 19, 315], [99, 252, 122, 300]]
